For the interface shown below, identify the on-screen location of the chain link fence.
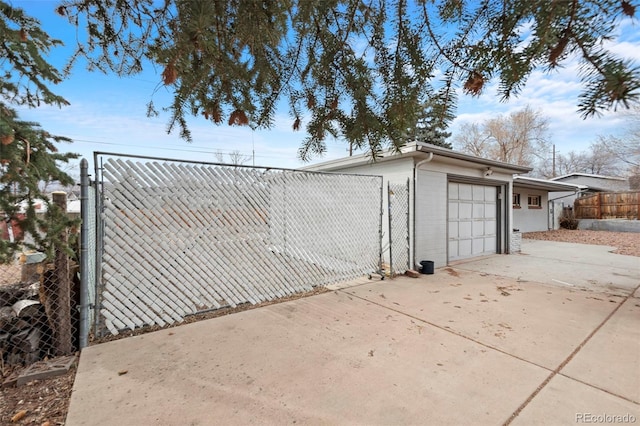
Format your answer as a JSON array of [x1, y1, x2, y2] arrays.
[[1, 154, 411, 363], [388, 180, 410, 275], [92, 153, 383, 337], [1, 198, 79, 368]]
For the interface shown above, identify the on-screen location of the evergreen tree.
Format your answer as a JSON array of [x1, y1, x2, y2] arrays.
[[407, 92, 457, 149], [54, 0, 639, 160], [1, 1, 78, 262]]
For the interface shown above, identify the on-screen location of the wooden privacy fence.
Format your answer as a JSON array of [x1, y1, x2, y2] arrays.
[[574, 191, 640, 219]]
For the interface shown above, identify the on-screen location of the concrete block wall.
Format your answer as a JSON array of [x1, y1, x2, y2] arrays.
[[511, 231, 522, 253]]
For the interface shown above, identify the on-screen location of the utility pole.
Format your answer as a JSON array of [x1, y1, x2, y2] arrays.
[[552, 144, 556, 178]]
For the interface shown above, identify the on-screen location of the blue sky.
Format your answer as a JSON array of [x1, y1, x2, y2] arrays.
[[11, 1, 640, 174]]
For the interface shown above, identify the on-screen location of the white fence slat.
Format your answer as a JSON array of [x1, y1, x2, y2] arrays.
[[95, 155, 383, 336], [144, 162, 254, 306], [105, 167, 220, 308]]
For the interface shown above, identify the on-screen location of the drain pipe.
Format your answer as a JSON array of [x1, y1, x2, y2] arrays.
[[412, 152, 434, 269]]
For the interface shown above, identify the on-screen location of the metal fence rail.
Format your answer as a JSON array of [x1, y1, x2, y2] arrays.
[[388, 180, 410, 275], [80, 158, 96, 348], [93, 153, 383, 336]]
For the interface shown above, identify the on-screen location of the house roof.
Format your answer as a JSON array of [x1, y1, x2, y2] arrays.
[[549, 172, 629, 192], [513, 176, 580, 192], [304, 142, 533, 174], [550, 172, 627, 182]]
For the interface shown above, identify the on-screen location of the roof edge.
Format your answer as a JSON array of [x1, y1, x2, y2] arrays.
[[304, 141, 533, 174], [513, 176, 579, 192], [415, 143, 532, 173], [550, 172, 627, 181]]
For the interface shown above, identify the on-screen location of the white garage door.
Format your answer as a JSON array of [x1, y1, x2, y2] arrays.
[[448, 182, 497, 260]]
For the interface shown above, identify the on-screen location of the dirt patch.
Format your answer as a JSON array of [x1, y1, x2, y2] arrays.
[[1, 363, 76, 425], [444, 267, 460, 277], [523, 229, 640, 257]]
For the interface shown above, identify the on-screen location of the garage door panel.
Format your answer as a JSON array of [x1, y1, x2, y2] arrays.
[[485, 186, 496, 199], [448, 240, 458, 259], [484, 203, 496, 218], [459, 184, 472, 199], [472, 221, 485, 236], [459, 221, 472, 238], [448, 182, 459, 199], [484, 237, 496, 252], [472, 238, 484, 254], [459, 240, 472, 257], [449, 221, 459, 238], [459, 203, 473, 218], [485, 221, 496, 235], [473, 203, 485, 218], [448, 182, 498, 261], [473, 185, 485, 200], [448, 202, 459, 219]]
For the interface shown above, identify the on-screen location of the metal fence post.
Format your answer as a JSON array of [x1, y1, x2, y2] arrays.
[[379, 177, 384, 277], [387, 182, 393, 277], [79, 158, 90, 349], [405, 178, 410, 272]]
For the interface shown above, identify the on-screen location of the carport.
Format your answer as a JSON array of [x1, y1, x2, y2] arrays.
[[512, 176, 579, 232]]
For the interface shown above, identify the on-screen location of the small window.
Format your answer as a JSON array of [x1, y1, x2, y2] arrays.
[[513, 193, 521, 208], [528, 195, 541, 208]]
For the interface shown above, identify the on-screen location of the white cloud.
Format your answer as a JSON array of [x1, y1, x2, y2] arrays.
[[607, 41, 640, 62]]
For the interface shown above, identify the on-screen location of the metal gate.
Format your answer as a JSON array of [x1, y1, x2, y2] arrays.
[[87, 153, 383, 336], [388, 180, 410, 275]]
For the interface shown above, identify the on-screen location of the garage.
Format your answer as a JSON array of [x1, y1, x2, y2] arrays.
[[305, 141, 532, 269], [448, 182, 497, 260]]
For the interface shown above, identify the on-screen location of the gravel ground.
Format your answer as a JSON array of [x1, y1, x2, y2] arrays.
[[523, 229, 640, 257], [2, 229, 638, 424]]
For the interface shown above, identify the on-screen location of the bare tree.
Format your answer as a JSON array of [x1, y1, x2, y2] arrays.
[[485, 106, 550, 165], [597, 104, 640, 189], [537, 141, 623, 179], [452, 123, 489, 157], [453, 105, 551, 172], [598, 105, 640, 177], [214, 149, 251, 166], [583, 140, 623, 175], [538, 151, 588, 179], [228, 150, 251, 166]]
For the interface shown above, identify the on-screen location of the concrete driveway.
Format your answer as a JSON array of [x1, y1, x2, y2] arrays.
[[66, 240, 640, 425]]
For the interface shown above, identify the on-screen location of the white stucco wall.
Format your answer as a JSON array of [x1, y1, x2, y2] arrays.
[[512, 187, 550, 232]]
